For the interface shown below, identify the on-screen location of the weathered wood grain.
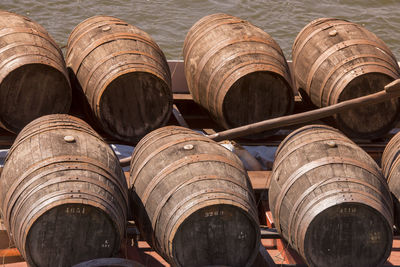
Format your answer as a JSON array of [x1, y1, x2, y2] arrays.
[[183, 13, 294, 132], [0, 114, 128, 267], [0, 10, 71, 133], [269, 124, 393, 267], [129, 126, 260, 267], [292, 18, 400, 139], [66, 16, 172, 144]]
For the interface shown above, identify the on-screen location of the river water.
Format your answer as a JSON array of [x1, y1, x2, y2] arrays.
[[1, 0, 400, 60]]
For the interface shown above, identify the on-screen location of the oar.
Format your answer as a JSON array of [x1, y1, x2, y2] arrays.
[[208, 79, 400, 141], [119, 79, 400, 167]]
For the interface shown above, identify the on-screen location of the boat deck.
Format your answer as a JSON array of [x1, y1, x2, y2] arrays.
[[0, 60, 399, 266]]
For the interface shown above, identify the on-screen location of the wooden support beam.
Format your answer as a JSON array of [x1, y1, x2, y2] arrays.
[[172, 104, 189, 128], [248, 171, 271, 190]]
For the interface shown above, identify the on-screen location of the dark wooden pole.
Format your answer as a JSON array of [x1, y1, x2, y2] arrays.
[[207, 79, 400, 141], [120, 79, 400, 167]]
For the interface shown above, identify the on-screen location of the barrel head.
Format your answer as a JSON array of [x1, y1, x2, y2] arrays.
[[172, 204, 259, 267], [98, 71, 172, 143], [25, 204, 120, 267], [223, 71, 293, 134], [336, 73, 400, 139], [304, 202, 392, 267], [0, 64, 71, 133]]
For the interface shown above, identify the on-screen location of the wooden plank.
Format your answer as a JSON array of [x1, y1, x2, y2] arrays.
[[248, 171, 271, 190], [1, 262, 26, 267], [173, 93, 192, 100], [0, 248, 21, 258], [0, 229, 11, 249], [0, 224, 24, 265], [0, 220, 11, 249], [387, 239, 400, 265]]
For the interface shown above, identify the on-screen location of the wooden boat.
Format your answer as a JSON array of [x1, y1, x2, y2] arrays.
[[1, 60, 400, 266]]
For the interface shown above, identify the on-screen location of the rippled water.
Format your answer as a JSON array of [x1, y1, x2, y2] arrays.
[[1, 0, 400, 60]]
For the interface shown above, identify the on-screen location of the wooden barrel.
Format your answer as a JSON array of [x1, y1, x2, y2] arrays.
[[183, 13, 294, 130], [292, 18, 400, 139], [269, 125, 393, 267], [0, 10, 71, 133], [381, 132, 400, 229], [0, 114, 128, 267], [66, 16, 172, 143], [129, 126, 260, 267]]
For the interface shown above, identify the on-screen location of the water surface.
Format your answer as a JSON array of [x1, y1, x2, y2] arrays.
[[1, 0, 399, 60]]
